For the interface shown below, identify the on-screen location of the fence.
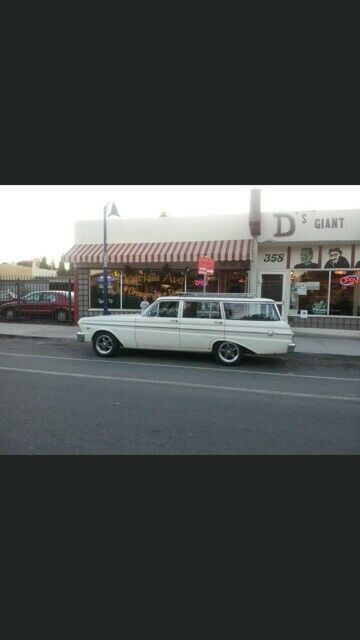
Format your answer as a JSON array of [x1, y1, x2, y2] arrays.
[[0, 276, 74, 325]]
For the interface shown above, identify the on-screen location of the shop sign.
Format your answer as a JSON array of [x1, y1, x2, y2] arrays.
[[260, 209, 360, 242], [198, 256, 215, 275], [340, 275, 359, 286]]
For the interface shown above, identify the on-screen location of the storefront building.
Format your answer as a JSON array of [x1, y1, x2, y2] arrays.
[[251, 208, 360, 330], [64, 215, 252, 320]]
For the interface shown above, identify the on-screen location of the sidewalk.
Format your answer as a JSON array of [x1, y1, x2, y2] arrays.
[[0, 322, 359, 356]]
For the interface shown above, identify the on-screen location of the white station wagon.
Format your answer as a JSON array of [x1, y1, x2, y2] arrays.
[[77, 294, 295, 366]]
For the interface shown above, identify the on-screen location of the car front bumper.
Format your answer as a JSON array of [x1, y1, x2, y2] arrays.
[[77, 331, 85, 342], [287, 342, 296, 353]]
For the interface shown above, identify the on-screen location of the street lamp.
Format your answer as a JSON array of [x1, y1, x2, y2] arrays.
[[103, 201, 120, 315]]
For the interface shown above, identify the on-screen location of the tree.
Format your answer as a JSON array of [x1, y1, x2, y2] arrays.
[[57, 254, 74, 276], [57, 254, 68, 277], [39, 256, 56, 271], [40, 256, 50, 269]]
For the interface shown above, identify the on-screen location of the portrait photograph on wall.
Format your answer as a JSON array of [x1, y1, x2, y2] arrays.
[[292, 247, 320, 269], [322, 246, 351, 269]]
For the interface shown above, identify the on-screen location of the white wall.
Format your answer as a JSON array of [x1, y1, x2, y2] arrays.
[[74, 214, 251, 244]]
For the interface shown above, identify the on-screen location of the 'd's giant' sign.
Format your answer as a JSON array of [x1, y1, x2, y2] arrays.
[[259, 209, 360, 243]]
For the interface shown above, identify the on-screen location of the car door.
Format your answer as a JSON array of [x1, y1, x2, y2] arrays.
[[40, 292, 58, 318], [135, 299, 180, 349], [22, 292, 43, 318], [179, 300, 224, 351]]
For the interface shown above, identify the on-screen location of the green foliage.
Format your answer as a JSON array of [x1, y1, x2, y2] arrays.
[[57, 254, 68, 277]]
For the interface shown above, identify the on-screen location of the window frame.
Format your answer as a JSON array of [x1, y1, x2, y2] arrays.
[[181, 299, 222, 320]]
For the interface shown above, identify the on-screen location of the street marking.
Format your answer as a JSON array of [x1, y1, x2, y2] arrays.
[[0, 351, 359, 383], [0, 365, 359, 402]]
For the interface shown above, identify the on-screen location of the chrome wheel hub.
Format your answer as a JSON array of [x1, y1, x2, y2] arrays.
[[219, 342, 240, 363], [96, 335, 113, 353]]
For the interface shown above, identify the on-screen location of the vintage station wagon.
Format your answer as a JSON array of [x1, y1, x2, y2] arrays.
[[77, 294, 296, 366]]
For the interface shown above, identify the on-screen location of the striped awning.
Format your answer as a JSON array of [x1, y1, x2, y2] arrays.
[[64, 239, 252, 265]]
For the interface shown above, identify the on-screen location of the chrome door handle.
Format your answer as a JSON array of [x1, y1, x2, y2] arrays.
[[267, 330, 274, 336], [169, 319, 178, 323], [214, 321, 223, 324]]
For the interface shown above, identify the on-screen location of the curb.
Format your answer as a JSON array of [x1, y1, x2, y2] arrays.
[[0, 333, 76, 341]]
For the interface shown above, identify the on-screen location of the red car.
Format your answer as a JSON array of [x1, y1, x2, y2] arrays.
[[0, 290, 74, 322]]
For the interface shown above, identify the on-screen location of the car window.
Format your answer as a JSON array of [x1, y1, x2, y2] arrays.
[[223, 302, 280, 321], [41, 293, 57, 302], [147, 301, 179, 318], [24, 293, 42, 302], [182, 300, 221, 319]]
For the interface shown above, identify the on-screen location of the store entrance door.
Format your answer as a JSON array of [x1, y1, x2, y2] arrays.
[[260, 273, 285, 318]]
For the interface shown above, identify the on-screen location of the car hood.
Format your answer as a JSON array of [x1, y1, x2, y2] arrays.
[[79, 314, 140, 325]]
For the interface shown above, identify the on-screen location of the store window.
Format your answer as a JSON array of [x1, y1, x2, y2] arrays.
[[90, 270, 122, 310], [90, 267, 187, 310], [185, 269, 219, 293], [290, 271, 329, 315], [224, 271, 246, 293], [290, 270, 360, 316], [330, 272, 359, 316]]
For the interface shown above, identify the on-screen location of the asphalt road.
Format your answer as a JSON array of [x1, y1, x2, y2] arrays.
[[0, 336, 359, 454]]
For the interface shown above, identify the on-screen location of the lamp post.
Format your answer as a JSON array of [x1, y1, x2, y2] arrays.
[[103, 202, 120, 315]]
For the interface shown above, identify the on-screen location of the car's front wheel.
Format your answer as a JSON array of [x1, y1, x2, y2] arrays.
[[214, 341, 243, 366], [92, 331, 120, 357]]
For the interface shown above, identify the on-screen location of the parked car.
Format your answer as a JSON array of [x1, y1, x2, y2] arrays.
[[77, 293, 296, 366], [0, 290, 16, 303], [0, 290, 74, 322]]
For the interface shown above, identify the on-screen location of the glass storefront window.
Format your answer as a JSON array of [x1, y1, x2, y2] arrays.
[[330, 272, 359, 316], [290, 270, 360, 316], [224, 271, 246, 293], [90, 268, 188, 310], [185, 268, 219, 293], [290, 271, 329, 315]]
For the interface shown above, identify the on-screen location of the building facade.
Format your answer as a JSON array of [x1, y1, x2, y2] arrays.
[[251, 208, 360, 330], [64, 214, 253, 320], [65, 201, 360, 331]]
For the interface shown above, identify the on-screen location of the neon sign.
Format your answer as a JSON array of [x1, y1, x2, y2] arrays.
[[340, 275, 359, 286]]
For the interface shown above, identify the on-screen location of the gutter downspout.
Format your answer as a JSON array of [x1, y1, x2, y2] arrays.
[[249, 188, 261, 296]]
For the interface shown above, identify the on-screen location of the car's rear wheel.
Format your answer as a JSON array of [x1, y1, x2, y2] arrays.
[[5, 308, 16, 321], [92, 331, 120, 357], [214, 341, 243, 366], [56, 309, 68, 322]]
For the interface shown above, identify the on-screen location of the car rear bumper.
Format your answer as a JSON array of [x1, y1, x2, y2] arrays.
[[287, 342, 296, 353]]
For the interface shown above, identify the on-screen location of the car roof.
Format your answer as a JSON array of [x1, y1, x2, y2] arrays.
[[26, 290, 72, 294], [155, 295, 275, 303]]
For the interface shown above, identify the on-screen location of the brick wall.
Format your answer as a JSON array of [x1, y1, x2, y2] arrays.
[[288, 316, 360, 331]]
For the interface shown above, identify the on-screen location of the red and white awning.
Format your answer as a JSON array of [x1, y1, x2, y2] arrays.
[[64, 239, 252, 265]]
